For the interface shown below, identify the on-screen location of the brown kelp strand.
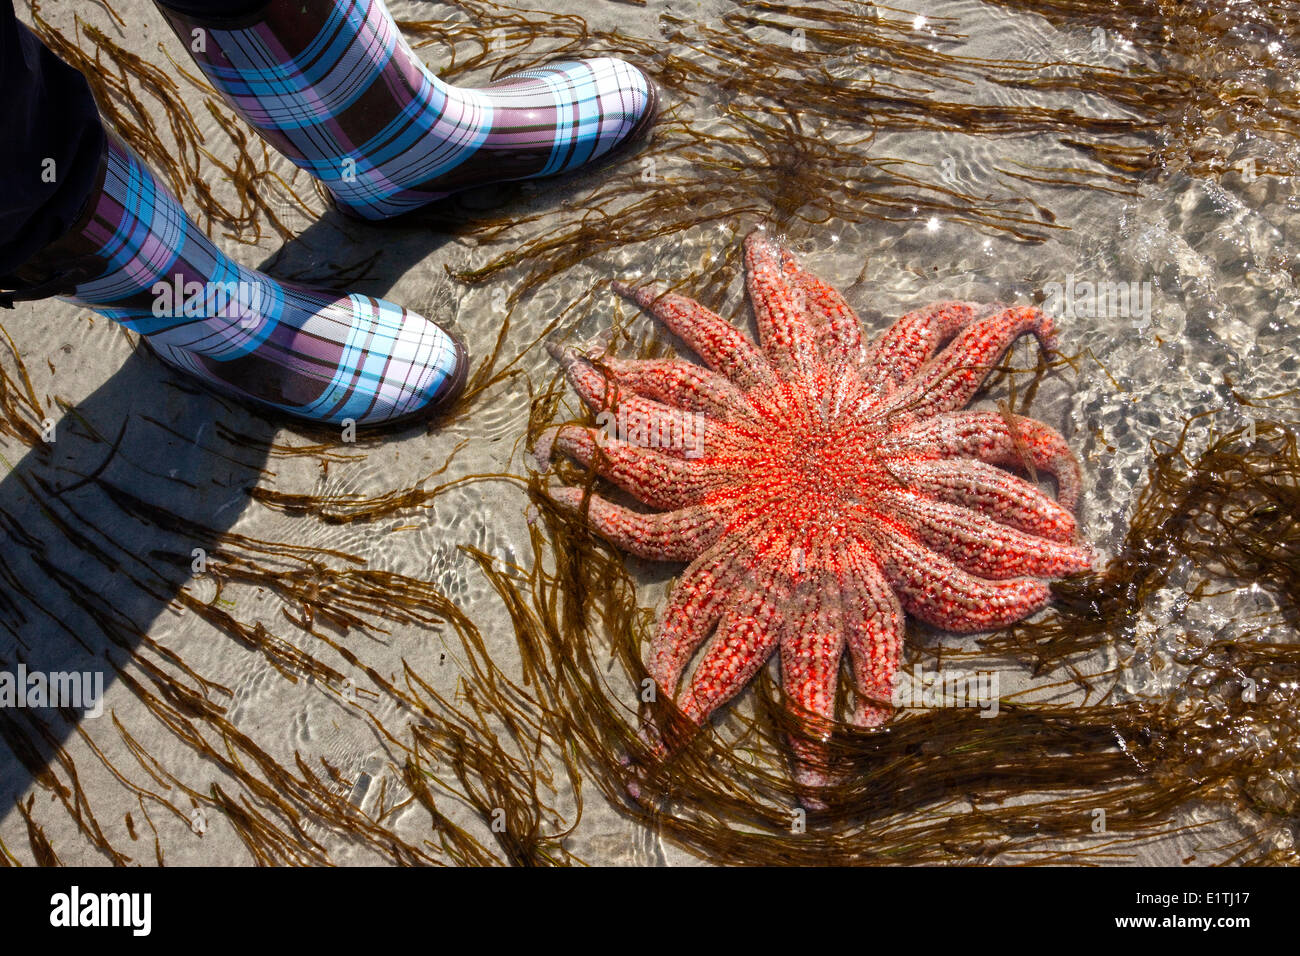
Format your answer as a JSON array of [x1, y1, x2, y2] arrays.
[[0, 706, 128, 865], [452, 102, 1066, 297], [656, 8, 1152, 139], [402, 0, 655, 79], [13, 795, 61, 866], [988, 414, 1300, 671], [248, 471, 512, 525], [988, 0, 1300, 67], [246, 441, 489, 524], [984, 0, 1300, 180], [0, 322, 48, 452]]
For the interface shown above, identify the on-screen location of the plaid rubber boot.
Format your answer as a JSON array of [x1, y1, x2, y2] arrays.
[[156, 0, 658, 220], [3, 135, 466, 427]]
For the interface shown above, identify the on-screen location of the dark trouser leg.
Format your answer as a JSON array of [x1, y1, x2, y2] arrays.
[[0, 0, 104, 278]]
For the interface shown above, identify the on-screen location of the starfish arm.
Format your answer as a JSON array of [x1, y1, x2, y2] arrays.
[[650, 546, 750, 696], [881, 491, 1094, 579], [559, 352, 719, 458], [678, 594, 781, 723], [597, 356, 750, 419], [882, 306, 1057, 421], [612, 281, 776, 388], [841, 548, 905, 728], [548, 487, 724, 561], [861, 301, 981, 388], [726, 538, 846, 795], [547, 425, 724, 509], [886, 457, 1078, 541], [779, 562, 850, 794], [743, 232, 817, 373], [868, 520, 1053, 631], [791, 263, 865, 364], [883, 409, 1082, 510]]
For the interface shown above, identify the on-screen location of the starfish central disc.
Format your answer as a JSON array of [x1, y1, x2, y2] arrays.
[[734, 411, 891, 527]]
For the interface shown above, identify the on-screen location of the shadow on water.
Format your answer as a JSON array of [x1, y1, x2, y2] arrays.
[[0, 207, 460, 841]]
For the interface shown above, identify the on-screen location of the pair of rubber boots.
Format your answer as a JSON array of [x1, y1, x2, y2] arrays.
[[3, 0, 657, 428]]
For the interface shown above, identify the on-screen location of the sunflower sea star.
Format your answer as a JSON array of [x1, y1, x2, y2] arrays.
[[542, 230, 1091, 797]]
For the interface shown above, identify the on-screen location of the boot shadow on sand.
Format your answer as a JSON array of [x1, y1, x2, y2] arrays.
[[0, 208, 462, 838]]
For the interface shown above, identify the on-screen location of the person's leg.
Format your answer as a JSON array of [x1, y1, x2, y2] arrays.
[[0, 0, 104, 278], [1, 3, 466, 428], [152, 0, 658, 220]]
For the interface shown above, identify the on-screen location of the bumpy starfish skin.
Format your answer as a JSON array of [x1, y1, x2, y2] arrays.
[[544, 230, 1090, 795]]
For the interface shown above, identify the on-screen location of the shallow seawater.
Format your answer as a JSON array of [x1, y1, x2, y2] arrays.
[[1, 0, 1298, 865]]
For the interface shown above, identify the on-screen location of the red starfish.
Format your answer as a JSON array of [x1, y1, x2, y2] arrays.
[[542, 230, 1090, 797]]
